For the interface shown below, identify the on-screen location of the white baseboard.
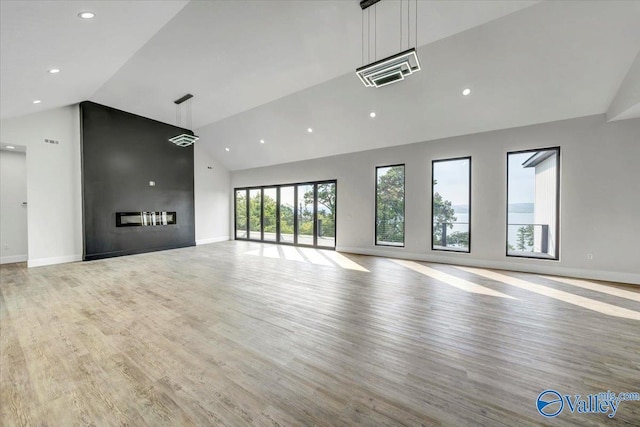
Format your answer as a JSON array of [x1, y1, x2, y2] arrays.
[[336, 246, 640, 285], [0, 254, 28, 264], [28, 254, 82, 268], [196, 236, 230, 245]]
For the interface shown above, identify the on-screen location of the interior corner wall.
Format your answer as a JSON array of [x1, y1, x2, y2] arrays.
[[230, 114, 640, 285], [0, 105, 82, 267], [607, 49, 640, 121], [194, 143, 230, 245]]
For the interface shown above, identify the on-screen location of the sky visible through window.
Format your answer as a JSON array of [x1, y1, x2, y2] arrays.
[[508, 153, 535, 205], [433, 156, 534, 206], [433, 159, 470, 206]]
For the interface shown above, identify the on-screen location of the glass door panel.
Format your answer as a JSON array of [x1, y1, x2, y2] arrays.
[[235, 190, 247, 238], [279, 186, 295, 243], [249, 188, 262, 240], [316, 182, 336, 248], [263, 188, 277, 242], [297, 184, 315, 246]]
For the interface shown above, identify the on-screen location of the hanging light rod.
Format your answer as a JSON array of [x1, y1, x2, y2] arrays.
[[360, 0, 381, 10], [174, 93, 194, 105]]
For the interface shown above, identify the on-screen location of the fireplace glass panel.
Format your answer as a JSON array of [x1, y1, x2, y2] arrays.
[[116, 212, 177, 227]]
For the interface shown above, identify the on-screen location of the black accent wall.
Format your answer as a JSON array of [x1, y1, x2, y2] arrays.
[[80, 101, 195, 261]]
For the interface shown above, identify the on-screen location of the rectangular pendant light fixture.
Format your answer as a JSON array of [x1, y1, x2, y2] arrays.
[[357, 0, 421, 88], [169, 134, 199, 147], [356, 48, 421, 88]]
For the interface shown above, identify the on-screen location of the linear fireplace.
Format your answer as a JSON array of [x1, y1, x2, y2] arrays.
[[116, 212, 177, 227]]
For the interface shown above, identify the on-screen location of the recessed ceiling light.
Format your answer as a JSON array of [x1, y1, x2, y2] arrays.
[[369, 112, 376, 118], [307, 128, 313, 133], [5, 145, 15, 150], [462, 88, 472, 96], [260, 139, 265, 144], [78, 11, 95, 19], [33, 100, 41, 104], [225, 147, 230, 152], [49, 68, 60, 74]]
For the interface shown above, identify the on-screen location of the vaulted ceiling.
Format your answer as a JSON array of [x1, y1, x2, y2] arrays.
[[2, 1, 638, 170]]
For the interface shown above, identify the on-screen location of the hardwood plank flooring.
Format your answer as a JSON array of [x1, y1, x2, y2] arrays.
[[1, 241, 639, 426]]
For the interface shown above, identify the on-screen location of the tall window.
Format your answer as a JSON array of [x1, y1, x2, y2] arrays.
[[432, 157, 471, 252], [234, 180, 336, 248], [376, 164, 405, 246], [507, 147, 560, 259]]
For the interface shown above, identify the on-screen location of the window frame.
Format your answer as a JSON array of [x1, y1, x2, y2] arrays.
[[431, 156, 472, 253], [375, 164, 406, 247], [505, 146, 560, 260]]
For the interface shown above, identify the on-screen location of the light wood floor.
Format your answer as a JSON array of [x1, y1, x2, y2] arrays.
[[1, 241, 639, 426]]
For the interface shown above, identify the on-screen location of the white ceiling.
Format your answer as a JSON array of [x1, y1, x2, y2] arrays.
[[197, 0, 640, 170], [89, 0, 538, 129], [0, 1, 189, 120], [1, 1, 638, 171]]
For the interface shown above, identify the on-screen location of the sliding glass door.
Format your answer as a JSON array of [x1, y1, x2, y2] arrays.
[[234, 180, 336, 249]]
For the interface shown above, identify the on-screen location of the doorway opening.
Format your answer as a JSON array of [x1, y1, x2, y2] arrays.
[[0, 144, 28, 264]]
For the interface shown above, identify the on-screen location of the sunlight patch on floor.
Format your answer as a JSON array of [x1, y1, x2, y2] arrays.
[[298, 247, 333, 266], [261, 245, 281, 259], [540, 275, 640, 302], [323, 251, 370, 272], [281, 246, 305, 262], [456, 266, 640, 320], [244, 245, 369, 272], [390, 259, 515, 299]]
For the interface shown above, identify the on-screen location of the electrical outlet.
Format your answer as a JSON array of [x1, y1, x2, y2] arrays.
[[587, 253, 594, 260]]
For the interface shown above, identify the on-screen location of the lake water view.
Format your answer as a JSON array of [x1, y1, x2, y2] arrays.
[[442, 209, 534, 248]]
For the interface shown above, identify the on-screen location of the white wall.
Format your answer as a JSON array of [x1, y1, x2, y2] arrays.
[[231, 114, 640, 284], [532, 155, 557, 257], [0, 105, 230, 266], [0, 106, 82, 267], [194, 143, 231, 244], [0, 150, 28, 263]]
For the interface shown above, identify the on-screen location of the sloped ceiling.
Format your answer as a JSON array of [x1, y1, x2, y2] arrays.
[[0, 0, 189, 120], [197, 0, 640, 170], [1, 1, 638, 171]]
